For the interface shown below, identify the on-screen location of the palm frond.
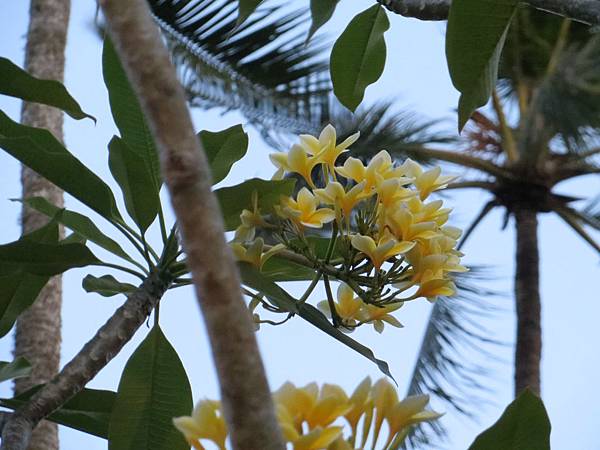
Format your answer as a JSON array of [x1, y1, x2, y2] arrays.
[[148, 0, 331, 137], [526, 35, 600, 150], [401, 268, 507, 450], [329, 100, 455, 164]]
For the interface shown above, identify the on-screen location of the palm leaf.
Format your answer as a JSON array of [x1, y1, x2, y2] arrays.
[[148, 0, 331, 137], [401, 268, 506, 449], [329, 100, 455, 162]]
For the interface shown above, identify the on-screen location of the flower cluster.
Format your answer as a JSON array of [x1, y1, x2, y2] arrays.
[[232, 125, 466, 332], [173, 378, 442, 450]]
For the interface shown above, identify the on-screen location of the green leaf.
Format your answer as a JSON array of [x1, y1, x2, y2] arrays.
[[103, 38, 161, 191], [446, 0, 518, 131], [0, 274, 48, 337], [108, 136, 160, 232], [307, 0, 339, 43], [214, 177, 295, 231], [237, 0, 264, 27], [330, 5, 390, 112], [199, 125, 248, 184], [108, 326, 193, 450], [468, 389, 551, 450], [21, 197, 134, 264], [0, 386, 116, 438], [0, 111, 121, 221], [0, 357, 31, 383], [260, 257, 317, 282], [0, 218, 59, 337], [238, 263, 394, 380], [82, 275, 137, 298], [0, 57, 94, 121], [0, 240, 99, 276], [261, 237, 341, 282]]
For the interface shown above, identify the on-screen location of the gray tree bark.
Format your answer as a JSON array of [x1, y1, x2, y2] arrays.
[[514, 208, 542, 396], [15, 1, 70, 449], [378, 0, 600, 25], [99, 1, 285, 449]]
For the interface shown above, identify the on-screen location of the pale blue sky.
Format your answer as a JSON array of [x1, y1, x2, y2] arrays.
[[1, 1, 599, 449]]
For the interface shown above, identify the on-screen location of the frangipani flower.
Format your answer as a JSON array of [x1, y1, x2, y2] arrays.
[[173, 400, 227, 450], [299, 124, 360, 171], [318, 283, 364, 329], [386, 208, 439, 242], [274, 382, 352, 430], [294, 427, 344, 450], [233, 193, 270, 242], [359, 302, 403, 333], [351, 233, 415, 270], [336, 151, 411, 192], [314, 181, 371, 221], [400, 159, 456, 200], [175, 379, 442, 450], [230, 238, 285, 270], [281, 188, 336, 228], [271, 144, 319, 187]]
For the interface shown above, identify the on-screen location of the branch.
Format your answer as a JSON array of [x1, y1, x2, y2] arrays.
[[0, 271, 171, 450], [98, 2, 285, 450], [445, 180, 497, 190], [377, 0, 600, 25], [402, 146, 513, 179], [458, 200, 499, 250], [555, 207, 600, 253]]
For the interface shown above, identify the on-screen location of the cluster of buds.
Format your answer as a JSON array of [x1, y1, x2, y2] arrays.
[[173, 378, 442, 450], [232, 125, 467, 332]]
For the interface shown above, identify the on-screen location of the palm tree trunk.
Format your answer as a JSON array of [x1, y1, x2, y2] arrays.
[[14, 1, 70, 449], [513, 207, 542, 396]]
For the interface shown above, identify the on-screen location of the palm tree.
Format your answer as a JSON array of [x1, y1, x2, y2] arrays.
[[148, 2, 599, 448], [16, 1, 70, 450]]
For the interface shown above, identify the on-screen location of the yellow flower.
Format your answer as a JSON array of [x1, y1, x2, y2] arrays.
[[405, 197, 451, 226], [173, 400, 227, 450], [400, 159, 456, 200], [370, 379, 399, 448], [336, 151, 411, 192], [350, 233, 415, 270], [327, 437, 354, 450], [230, 238, 285, 270], [376, 178, 416, 210], [386, 208, 439, 242], [314, 181, 371, 221], [274, 382, 352, 430], [233, 193, 270, 242], [270, 144, 319, 187], [359, 303, 403, 334], [294, 426, 344, 450], [274, 382, 318, 430], [281, 188, 336, 228], [384, 394, 443, 448], [300, 124, 360, 171], [318, 283, 364, 329], [344, 377, 372, 434], [411, 278, 457, 301]]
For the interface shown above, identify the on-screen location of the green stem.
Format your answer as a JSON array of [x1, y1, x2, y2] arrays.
[[97, 262, 146, 280], [323, 275, 341, 327]]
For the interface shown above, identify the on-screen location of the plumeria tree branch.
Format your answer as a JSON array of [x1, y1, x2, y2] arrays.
[[0, 272, 172, 450], [377, 0, 600, 25], [97, 1, 286, 449]]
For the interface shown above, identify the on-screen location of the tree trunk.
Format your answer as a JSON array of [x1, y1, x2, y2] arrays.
[[513, 207, 542, 396], [14, 1, 70, 449]]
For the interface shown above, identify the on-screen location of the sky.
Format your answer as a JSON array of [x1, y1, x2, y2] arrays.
[[1, 1, 600, 449]]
